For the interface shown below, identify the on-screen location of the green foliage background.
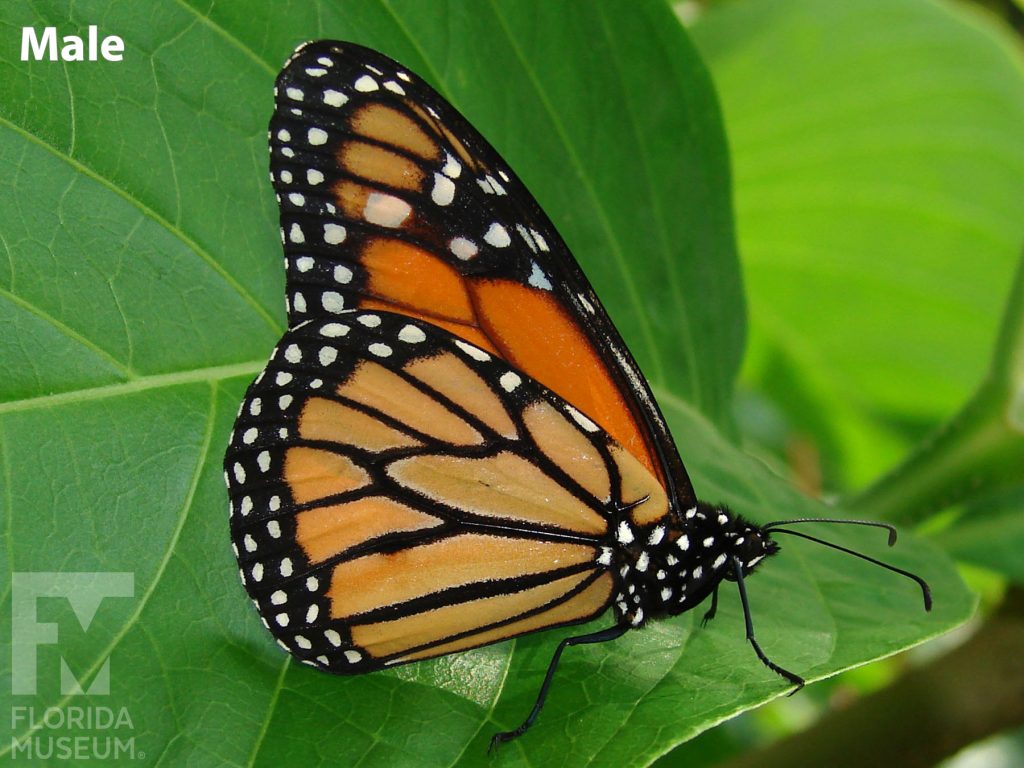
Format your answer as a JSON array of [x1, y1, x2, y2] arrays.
[[0, 0, 1020, 766]]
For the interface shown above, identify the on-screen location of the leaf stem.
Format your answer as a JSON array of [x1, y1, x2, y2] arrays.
[[845, 251, 1024, 524]]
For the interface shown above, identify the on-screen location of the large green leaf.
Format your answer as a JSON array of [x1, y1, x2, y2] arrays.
[[691, 0, 1024, 490], [0, 2, 969, 766]]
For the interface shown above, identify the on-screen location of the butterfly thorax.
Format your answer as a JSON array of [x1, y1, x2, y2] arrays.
[[611, 501, 778, 626]]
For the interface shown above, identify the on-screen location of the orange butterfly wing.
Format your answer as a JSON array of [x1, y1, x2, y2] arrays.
[[270, 41, 691, 500]]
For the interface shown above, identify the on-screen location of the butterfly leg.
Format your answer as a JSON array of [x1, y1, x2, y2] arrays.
[[700, 586, 720, 627], [731, 557, 805, 692], [489, 623, 630, 751]]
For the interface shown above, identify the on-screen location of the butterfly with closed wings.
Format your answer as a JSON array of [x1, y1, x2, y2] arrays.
[[224, 40, 931, 748]]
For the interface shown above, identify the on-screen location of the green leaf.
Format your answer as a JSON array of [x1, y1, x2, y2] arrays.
[[691, 0, 1024, 490], [0, 2, 969, 767]]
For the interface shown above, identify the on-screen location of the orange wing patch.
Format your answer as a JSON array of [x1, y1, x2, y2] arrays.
[[284, 447, 370, 504], [404, 352, 518, 439], [522, 400, 610, 503], [327, 533, 596, 620], [387, 451, 607, 535], [390, 572, 614, 663], [350, 570, 597, 660], [360, 238, 475, 323], [297, 396, 422, 452], [348, 103, 441, 162], [296, 496, 442, 564], [337, 362, 483, 446]]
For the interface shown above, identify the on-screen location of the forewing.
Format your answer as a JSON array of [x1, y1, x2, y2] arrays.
[[268, 40, 693, 506]]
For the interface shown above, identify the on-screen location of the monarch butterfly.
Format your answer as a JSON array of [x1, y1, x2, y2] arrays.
[[224, 40, 932, 748]]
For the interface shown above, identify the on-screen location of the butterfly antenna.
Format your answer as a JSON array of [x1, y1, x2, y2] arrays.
[[765, 517, 898, 546], [765, 527, 932, 611]]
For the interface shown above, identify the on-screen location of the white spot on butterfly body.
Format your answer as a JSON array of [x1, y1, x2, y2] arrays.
[[397, 71, 411, 82], [364, 193, 411, 228], [344, 650, 362, 663], [243, 535, 257, 553], [289, 223, 305, 243], [322, 292, 346, 313], [295, 635, 312, 649], [308, 128, 328, 146], [239, 496, 253, 516], [454, 340, 490, 361], [648, 526, 666, 545], [293, 293, 307, 313], [693, 565, 703, 580], [243, 428, 258, 444], [307, 169, 324, 185], [306, 576, 319, 591], [685, 506, 698, 519], [384, 80, 405, 95], [267, 520, 282, 539], [306, 605, 319, 623], [357, 314, 381, 328], [284, 344, 302, 363], [279, 170, 293, 184], [271, 590, 287, 605], [288, 192, 305, 206], [279, 395, 293, 410], [317, 57, 334, 67], [275, 613, 289, 627], [660, 587, 673, 602], [703, 536, 715, 548], [319, 346, 338, 366], [295, 256, 314, 272], [233, 463, 246, 483], [286, 87, 304, 101], [449, 237, 478, 260], [354, 75, 379, 92], [251, 563, 263, 581], [281, 147, 295, 158], [280, 558, 294, 577], [268, 496, 281, 512], [636, 552, 650, 572], [369, 343, 392, 357], [323, 89, 348, 108], [531, 229, 550, 251], [398, 325, 426, 343], [597, 547, 613, 566], [616, 521, 634, 544], [250, 398, 262, 416], [306, 67, 327, 77], [277, 129, 291, 142], [713, 554, 727, 569], [484, 223, 511, 248], [325, 629, 342, 646], [677, 535, 690, 551], [334, 265, 353, 284]]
